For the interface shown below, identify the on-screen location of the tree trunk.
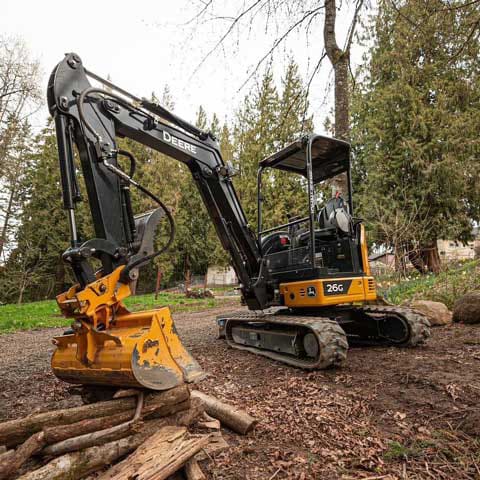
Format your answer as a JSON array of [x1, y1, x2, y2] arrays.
[[421, 241, 441, 274], [0, 184, 15, 260], [324, 0, 350, 194], [191, 391, 257, 435], [0, 384, 189, 447]]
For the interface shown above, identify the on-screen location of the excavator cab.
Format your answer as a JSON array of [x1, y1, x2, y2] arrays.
[[256, 135, 376, 307]]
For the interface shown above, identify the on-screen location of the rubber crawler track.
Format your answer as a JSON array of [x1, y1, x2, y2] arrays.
[[221, 311, 348, 369], [356, 305, 431, 347]]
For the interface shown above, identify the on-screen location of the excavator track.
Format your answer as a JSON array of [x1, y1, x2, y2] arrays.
[[217, 304, 430, 370], [345, 304, 431, 347], [218, 310, 348, 369]]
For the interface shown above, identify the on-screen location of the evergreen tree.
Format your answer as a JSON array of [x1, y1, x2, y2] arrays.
[[351, 0, 480, 273], [233, 62, 314, 232], [0, 126, 91, 302]]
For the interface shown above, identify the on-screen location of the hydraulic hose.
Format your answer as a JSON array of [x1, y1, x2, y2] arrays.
[[101, 157, 175, 279], [76, 89, 175, 277]]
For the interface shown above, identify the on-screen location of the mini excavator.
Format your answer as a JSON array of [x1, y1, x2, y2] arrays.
[[48, 53, 430, 391]]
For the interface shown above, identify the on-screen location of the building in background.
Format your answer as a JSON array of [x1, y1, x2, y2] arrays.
[[206, 265, 237, 287]]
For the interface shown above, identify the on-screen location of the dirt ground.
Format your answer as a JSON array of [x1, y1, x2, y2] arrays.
[[1, 303, 479, 480]]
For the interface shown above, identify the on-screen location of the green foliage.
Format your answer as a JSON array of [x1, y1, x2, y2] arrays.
[[1, 59, 313, 302], [352, 0, 480, 259], [0, 292, 234, 334], [233, 60, 313, 230], [380, 259, 480, 309], [0, 125, 92, 303]]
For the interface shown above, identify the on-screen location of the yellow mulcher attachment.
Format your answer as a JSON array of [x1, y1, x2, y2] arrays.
[[52, 266, 203, 390]]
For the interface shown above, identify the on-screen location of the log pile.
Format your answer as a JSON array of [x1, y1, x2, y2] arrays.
[[0, 386, 257, 480]]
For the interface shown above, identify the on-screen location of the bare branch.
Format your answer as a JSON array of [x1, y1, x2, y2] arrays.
[[190, 0, 264, 78], [344, 0, 365, 54], [237, 5, 325, 91]]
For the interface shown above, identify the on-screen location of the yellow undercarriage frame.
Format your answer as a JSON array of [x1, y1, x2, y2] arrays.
[[52, 266, 203, 390]]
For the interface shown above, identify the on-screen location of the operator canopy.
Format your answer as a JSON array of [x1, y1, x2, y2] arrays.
[[259, 134, 350, 184]]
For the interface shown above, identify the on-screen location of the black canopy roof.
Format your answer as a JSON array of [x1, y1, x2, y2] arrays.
[[259, 134, 350, 183]]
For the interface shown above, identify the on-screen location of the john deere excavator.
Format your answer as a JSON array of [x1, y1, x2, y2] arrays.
[[47, 53, 430, 391]]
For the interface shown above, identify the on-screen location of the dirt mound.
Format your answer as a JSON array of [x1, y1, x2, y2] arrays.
[[453, 291, 480, 324]]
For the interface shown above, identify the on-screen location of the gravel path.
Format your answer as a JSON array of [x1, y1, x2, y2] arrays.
[[0, 305, 479, 479]]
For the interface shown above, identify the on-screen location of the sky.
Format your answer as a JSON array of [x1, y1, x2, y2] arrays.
[[1, 0, 367, 133]]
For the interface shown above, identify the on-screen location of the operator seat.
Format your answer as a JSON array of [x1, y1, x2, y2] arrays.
[[317, 196, 352, 235], [295, 196, 352, 248]]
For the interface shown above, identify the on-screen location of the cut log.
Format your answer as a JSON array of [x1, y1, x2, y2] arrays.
[[17, 401, 205, 480], [42, 411, 134, 444], [0, 432, 46, 480], [184, 459, 206, 480], [0, 385, 189, 447], [42, 419, 137, 457], [17, 417, 173, 480], [42, 397, 188, 446], [191, 391, 257, 434], [97, 426, 210, 480]]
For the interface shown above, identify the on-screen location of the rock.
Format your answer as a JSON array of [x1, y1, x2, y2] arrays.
[[453, 292, 480, 324], [410, 300, 452, 326]]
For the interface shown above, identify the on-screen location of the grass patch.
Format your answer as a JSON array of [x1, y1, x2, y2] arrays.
[[383, 441, 423, 460], [379, 259, 480, 309], [0, 291, 236, 334]]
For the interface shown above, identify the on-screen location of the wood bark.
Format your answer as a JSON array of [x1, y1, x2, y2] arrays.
[[324, 0, 350, 141], [42, 411, 134, 444], [324, 0, 352, 195], [42, 419, 138, 457], [97, 426, 210, 480], [191, 391, 257, 434], [16, 413, 196, 480], [0, 432, 45, 480], [0, 385, 189, 447], [184, 459, 206, 480]]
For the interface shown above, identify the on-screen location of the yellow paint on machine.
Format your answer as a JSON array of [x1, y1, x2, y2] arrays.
[[51, 266, 203, 391], [280, 276, 377, 308]]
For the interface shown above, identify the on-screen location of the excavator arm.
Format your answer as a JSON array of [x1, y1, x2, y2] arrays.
[[47, 53, 267, 310]]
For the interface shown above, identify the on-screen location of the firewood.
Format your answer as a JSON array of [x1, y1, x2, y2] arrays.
[[184, 459, 206, 480], [0, 385, 189, 447], [97, 426, 210, 480], [0, 432, 46, 480], [42, 411, 133, 444], [42, 394, 193, 457], [17, 400, 205, 480], [42, 396, 188, 446], [191, 390, 257, 434], [42, 419, 137, 457], [17, 417, 174, 480]]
